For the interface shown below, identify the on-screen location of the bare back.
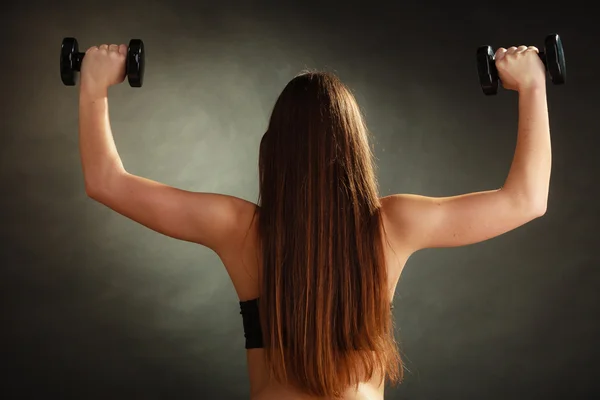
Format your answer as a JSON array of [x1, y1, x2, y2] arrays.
[[219, 203, 409, 400]]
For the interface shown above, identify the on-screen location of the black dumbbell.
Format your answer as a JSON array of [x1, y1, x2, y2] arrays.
[[60, 37, 145, 87], [477, 33, 566, 96]]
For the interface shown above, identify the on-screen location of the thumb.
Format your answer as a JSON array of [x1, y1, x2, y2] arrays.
[[495, 47, 507, 61]]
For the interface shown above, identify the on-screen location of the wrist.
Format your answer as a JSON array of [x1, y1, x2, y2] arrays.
[[517, 78, 546, 94], [517, 86, 546, 99], [80, 81, 108, 101]]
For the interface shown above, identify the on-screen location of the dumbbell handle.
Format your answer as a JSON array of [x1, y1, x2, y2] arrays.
[[538, 51, 548, 66], [65, 51, 136, 73], [493, 50, 547, 63], [67, 52, 85, 72], [490, 51, 548, 78]]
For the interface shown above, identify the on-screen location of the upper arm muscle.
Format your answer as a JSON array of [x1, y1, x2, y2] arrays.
[[381, 189, 543, 253], [89, 171, 256, 253]]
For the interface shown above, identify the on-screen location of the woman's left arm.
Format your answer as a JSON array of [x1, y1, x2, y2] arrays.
[[79, 46, 254, 255]]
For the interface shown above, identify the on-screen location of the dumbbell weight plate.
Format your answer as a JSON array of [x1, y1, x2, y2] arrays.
[[545, 34, 566, 85], [477, 45, 498, 95], [127, 39, 145, 88], [60, 37, 78, 86]]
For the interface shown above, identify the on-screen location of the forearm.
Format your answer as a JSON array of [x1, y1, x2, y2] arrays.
[[502, 86, 551, 212], [78, 86, 124, 195]]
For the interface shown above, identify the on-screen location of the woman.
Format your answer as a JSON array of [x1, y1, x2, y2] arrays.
[[79, 43, 550, 399]]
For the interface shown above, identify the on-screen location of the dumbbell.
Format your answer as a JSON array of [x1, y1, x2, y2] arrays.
[[60, 37, 145, 87], [476, 33, 566, 95]]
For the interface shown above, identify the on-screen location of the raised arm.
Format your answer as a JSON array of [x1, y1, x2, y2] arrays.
[[382, 45, 550, 254], [78, 43, 254, 255]]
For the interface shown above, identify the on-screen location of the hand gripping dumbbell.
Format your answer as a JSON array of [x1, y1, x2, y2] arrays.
[[60, 37, 146, 87], [476, 33, 566, 95]]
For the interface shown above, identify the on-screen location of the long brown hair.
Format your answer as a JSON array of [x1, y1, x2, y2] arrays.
[[257, 71, 402, 397]]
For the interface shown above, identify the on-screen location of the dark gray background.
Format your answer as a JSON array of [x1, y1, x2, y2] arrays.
[[1, 1, 598, 399]]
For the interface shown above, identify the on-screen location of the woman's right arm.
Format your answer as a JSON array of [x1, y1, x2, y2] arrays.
[[382, 45, 550, 254]]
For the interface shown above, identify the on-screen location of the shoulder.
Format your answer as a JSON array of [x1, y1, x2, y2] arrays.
[[379, 194, 430, 254], [222, 197, 260, 248]]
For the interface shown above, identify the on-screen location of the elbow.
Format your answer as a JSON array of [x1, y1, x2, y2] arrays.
[[525, 198, 547, 219], [505, 189, 547, 219], [85, 180, 105, 201], [85, 173, 117, 202], [530, 203, 547, 218], [84, 166, 125, 201]]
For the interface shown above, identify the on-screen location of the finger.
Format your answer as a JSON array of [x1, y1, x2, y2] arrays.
[[527, 46, 539, 53], [506, 46, 518, 55], [109, 44, 119, 52], [495, 47, 508, 61], [86, 45, 99, 54], [99, 44, 109, 51], [119, 44, 127, 55], [516, 45, 528, 53]]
